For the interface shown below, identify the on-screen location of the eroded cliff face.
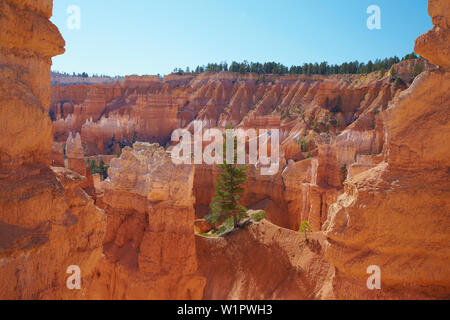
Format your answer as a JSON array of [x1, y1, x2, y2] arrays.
[[88, 143, 205, 299], [324, 0, 450, 299], [0, 0, 106, 299], [2, 0, 448, 301], [50, 57, 433, 233], [197, 220, 333, 300], [1, 0, 64, 168]]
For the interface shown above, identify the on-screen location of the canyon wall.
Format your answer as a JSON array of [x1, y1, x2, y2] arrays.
[[324, 0, 450, 299], [51, 59, 432, 232], [88, 143, 205, 299], [2, 0, 448, 301], [0, 0, 106, 299]]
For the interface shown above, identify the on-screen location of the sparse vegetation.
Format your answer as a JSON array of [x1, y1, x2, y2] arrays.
[[206, 134, 248, 229], [390, 67, 397, 78], [86, 158, 109, 180], [412, 64, 423, 78], [394, 77, 405, 87], [299, 221, 313, 242], [312, 121, 320, 132], [297, 139, 309, 152], [251, 210, 266, 222]]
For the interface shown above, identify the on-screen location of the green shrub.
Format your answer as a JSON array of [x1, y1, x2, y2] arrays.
[[300, 140, 309, 152], [312, 122, 319, 132], [390, 67, 397, 78], [412, 64, 423, 78], [394, 77, 405, 87], [251, 210, 266, 222]]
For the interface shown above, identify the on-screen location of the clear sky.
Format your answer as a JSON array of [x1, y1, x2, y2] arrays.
[[50, 0, 432, 76]]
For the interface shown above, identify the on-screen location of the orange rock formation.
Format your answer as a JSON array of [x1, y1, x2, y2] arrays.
[[197, 220, 333, 299], [324, 0, 450, 299], [1, 0, 448, 301], [88, 143, 205, 299], [0, 0, 106, 299]]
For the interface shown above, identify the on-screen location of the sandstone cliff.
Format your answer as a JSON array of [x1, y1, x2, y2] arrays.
[[324, 0, 450, 299], [2, 0, 448, 301], [51, 59, 432, 232], [88, 143, 205, 299], [0, 0, 106, 299]]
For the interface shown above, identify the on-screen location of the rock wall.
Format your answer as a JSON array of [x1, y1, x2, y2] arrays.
[[88, 143, 205, 299], [51, 60, 429, 158], [0, 0, 106, 299], [324, 0, 450, 299], [0, 0, 64, 168], [51, 60, 430, 233]]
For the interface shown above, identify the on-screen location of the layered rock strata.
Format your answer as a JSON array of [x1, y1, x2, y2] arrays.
[[324, 0, 450, 299], [0, 0, 106, 299], [88, 143, 205, 299]]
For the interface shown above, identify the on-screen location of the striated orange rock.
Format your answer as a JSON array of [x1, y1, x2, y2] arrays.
[[51, 141, 65, 167], [0, 0, 64, 168], [51, 60, 428, 158], [65, 132, 86, 176], [0, 165, 106, 299], [0, 0, 106, 300], [194, 219, 213, 234], [415, 0, 450, 69], [197, 220, 333, 299], [324, 0, 450, 299], [88, 143, 205, 299]]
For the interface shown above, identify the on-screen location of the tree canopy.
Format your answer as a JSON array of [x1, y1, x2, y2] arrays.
[[173, 52, 423, 76]]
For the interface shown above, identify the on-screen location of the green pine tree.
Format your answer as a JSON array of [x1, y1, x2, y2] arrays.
[[299, 221, 313, 242], [206, 134, 248, 229]]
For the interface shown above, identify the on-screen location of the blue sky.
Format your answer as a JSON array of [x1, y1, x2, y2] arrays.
[[50, 0, 432, 76]]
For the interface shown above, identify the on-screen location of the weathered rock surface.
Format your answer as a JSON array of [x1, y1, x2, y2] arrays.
[[1, 0, 64, 168], [2, 0, 448, 301], [0, 0, 106, 299], [197, 220, 333, 299], [51, 59, 430, 232], [415, 0, 450, 69], [65, 132, 85, 176], [324, 0, 450, 299], [88, 143, 205, 299]]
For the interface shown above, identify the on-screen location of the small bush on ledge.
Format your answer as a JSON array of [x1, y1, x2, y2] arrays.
[[251, 210, 266, 222]]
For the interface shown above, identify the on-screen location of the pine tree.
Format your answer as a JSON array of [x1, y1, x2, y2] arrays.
[[299, 221, 313, 242], [206, 135, 248, 229]]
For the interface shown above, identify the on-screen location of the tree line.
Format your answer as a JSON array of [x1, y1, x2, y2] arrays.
[[51, 71, 124, 79], [173, 52, 423, 76]]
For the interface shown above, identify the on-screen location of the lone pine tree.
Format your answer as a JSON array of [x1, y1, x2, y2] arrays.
[[206, 132, 248, 229]]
